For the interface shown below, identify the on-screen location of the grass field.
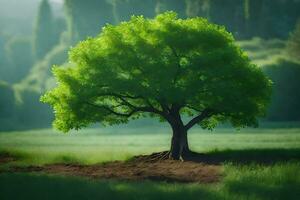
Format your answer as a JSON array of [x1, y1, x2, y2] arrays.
[[0, 125, 300, 200], [1, 125, 300, 165]]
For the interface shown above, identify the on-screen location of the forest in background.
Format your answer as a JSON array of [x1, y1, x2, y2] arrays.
[[0, 0, 300, 131]]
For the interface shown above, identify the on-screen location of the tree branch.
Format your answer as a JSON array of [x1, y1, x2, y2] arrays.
[[86, 102, 137, 117], [185, 105, 202, 112], [97, 92, 162, 113], [170, 103, 183, 114], [97, 92, 143, 100], [85, 100, 165, 119], [157, 99, 170, 113], [184, 109, 213, 131]]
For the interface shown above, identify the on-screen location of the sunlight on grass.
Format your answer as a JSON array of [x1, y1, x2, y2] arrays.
[[0, 126, 300, 165], [222, 162, 300, 200]]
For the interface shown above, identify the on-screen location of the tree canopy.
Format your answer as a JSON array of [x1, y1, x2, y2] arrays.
[[42, 11, 271, 135]]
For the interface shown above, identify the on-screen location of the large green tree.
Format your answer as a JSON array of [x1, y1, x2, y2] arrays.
[[42, 12, 272, 160]]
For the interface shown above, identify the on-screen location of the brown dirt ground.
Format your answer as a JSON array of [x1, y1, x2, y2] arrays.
[[2, 152, 222, 184]]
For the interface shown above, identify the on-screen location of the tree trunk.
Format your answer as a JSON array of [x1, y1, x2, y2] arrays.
[[169, 123, 190, 160]]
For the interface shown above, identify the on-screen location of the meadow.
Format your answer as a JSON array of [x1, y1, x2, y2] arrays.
[[0, 123, 300, 164], [0, 123, 300, 200]]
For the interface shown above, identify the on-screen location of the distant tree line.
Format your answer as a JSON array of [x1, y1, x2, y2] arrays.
[[186, 0, 300, 39], [62, 0, 300, 41], [110, 0, 300, 39]]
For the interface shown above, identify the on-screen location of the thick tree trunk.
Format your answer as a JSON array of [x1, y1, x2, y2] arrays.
[[169, 123, 190, 160]]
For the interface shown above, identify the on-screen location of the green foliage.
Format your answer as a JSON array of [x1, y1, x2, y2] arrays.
[[42, 12, 271, 132], [33, 0, 56, 60]]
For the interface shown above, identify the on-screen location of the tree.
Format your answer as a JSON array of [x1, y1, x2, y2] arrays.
[[41, 12, 272, 160], [33, 0, 55, 60]]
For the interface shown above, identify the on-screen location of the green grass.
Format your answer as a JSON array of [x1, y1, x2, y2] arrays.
[[0, 125, 300, 200], [222, 163, 300, 200], [1, 126, 300, 165], [0, 163, 299, 200]]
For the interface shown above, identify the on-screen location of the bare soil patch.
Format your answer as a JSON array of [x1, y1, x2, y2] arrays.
[[8, 152, 222, 184], [4, 148, 299, 183]]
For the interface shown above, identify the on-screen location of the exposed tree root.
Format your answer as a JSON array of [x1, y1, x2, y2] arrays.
[[131, 151, 170, 162]]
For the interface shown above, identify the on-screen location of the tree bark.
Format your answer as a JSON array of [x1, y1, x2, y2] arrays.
[[166, 107, 212, 160], [169, 122, 190, 160]]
